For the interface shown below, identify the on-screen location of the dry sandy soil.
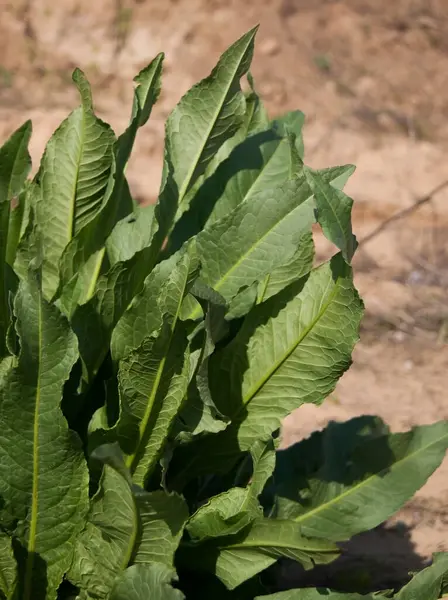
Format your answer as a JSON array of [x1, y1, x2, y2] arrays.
[[1, 0, 448, 592]]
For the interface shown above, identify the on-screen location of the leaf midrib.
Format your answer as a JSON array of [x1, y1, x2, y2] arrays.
[[293, 428, 448, 533], [177, 32, 254, 206], [23, 291, 43, 600], [241, 274, 337, 407], [126, 261, 191, 477], [189, 193, 314, 320], [221, 534, 334, 553], [0, 126, 30, 355], [67, 108, 87, 244]]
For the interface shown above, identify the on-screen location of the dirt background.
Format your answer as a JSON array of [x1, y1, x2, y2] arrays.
[[1, 0, 447, 591]]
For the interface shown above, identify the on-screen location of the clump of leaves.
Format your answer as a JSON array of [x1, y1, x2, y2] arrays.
[[0, 27, 446, 600]]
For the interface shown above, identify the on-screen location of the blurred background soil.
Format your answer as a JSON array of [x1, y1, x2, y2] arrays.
[[1, 0, 447, 590]]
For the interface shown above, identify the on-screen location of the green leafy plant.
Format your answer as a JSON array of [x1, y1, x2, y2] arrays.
[[0, 27, 446, 600]]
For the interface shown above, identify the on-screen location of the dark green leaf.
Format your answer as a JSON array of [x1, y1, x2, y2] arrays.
[[0, 120, 32, 357], [0, 273, 88, 600]]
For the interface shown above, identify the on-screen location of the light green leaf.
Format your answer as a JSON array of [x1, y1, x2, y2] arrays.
[[255, 159, 358, 305], [170, 255, 362, 486], [134, 489, 189, 567], [305, 165, 358, 263], [273, 419, 448, 541], [71, 153, 178, 386], [191, 174, 316, 313], [272, 110, 305, 158], [213, 164, 353, 313], [181, 518, 338, 590], [118, 325, 192, 486], [91, 248, 199, 485], [169, 69, 270, 245], [0, 532, 16, 599], [68, 464, 137, 599], [0, 273, 88, 600], [111, 245, 198, 362], [106, 204, 157, 266], [110, 564, 184, 600], [395, 550, 448, 599], [69, 446, 188, 599], [0, 120, 32, 357], [169, 110, 308, 255], [37, 69, 116, 299], [204, 132, 293, 227], [257, 230, 315, 303], [59, 55, 163, 309], [166, 27, 258, 220]]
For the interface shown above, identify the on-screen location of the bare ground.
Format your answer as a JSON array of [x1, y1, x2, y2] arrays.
[[1, 0, 448, 590]]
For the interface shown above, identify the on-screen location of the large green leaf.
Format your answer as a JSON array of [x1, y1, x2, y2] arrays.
[[180, 518, 338, 590], [166, 27, 258, 220], [168, 130, 282, 253], [36, 70, 116, 299], [117, 325, 192, 486], [68, 463, 137, 599], [0, 121, 32, 357], [59, 55, 164, 307], [57, 56, 163, 323], [273, 418, 448, 541], [111, 245, 198, 361], [69, 448, 188, 599], [168, 71, 270, 250], [109, 564, 184, 600], [70, 151, 178, 386], [198, 129, 298, 226], [190, 173, 316, 313], [170, 254, 362, 486], [134, 489, 189, 567], [0, 273, 88, 600], [90, 247, 199, 485]]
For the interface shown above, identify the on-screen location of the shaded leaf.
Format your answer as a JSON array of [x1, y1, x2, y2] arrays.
[[273, 419, 448, 541], [109, 564, 184, 600], [0, 532, 16, 599], [0, 120, 32, 357], [0, 273, 88, 600], [181, 518, 338, 590]]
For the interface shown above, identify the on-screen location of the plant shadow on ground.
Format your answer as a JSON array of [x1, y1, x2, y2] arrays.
[[277, 521, 428, 594]]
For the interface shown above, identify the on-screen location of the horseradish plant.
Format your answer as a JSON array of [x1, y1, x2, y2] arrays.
[[0, 26, 446, 600]]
